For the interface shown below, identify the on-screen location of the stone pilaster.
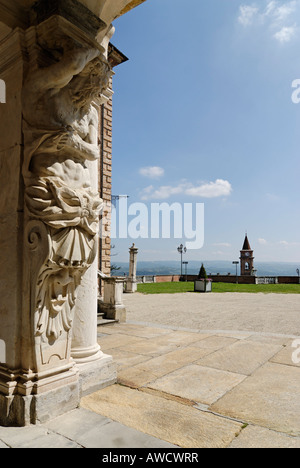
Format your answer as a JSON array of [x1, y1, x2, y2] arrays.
[[0, 0, 147, 427], [125, 244, 139, 293], [0, 3, 109, 426], [99, 277, 126, 322]]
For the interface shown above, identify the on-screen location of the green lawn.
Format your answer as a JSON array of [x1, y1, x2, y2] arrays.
[[137, 282, 300, 295]]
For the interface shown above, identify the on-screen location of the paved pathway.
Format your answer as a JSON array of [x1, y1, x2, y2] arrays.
[[81, 322, 300, 448], [1, 318, 300, 448], [123, 292, 300, 336]]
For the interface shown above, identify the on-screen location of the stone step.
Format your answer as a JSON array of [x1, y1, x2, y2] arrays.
[[97, 317, 119, 326]]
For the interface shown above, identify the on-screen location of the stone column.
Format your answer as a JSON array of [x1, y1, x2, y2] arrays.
[[71, 155, 116, 396], [0, 0, 147, 427], [125, 243, 138, 293]]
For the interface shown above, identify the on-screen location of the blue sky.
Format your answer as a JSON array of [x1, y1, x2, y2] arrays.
[[109, 0, 300, 263]]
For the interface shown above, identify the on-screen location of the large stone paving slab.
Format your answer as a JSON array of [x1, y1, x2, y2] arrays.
[[229, 425, 300, 448], [97, 333, 144, 351], [196, 341, 281, 376], [246, 334, 293, 346], [211, 362, 300, 436], [117, 339, 178, 357], [147, 364, 246, 405], [106, 349, 152, 371], [0, 425, 80, 448], [145, 331, 211, 347], [192, 336, 238, 351], [117, 347, 215, 388], [81, 384, 242, 448], [270, 341, 300, 368], [46, 408, 174, 448]]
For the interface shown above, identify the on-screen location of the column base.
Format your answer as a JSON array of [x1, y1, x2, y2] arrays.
[[125, 280, 137, 293], [76, 352, 117, 397], [99, 303, 127, 323], [0, 380, 80, 427]]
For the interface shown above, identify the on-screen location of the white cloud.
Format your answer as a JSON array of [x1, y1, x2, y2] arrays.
[[185, 179, 232, 198], [273, 1, 297, 23], [140, 179, 232, 201], [139, 166, 165, 179], [279, 240, 289, 245], [258, 238, 268, 245], [238, 0, 299, 43], [140, 184, 185, 200], [238, 5, 259, 26], [264, 1, 277, 17], [273, 25, 296, 42], [278, 240, 300, 247]]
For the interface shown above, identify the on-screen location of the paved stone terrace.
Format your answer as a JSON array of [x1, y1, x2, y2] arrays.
[[1, 292, 300, 448], [123, 292, 300, 336], [81, 322, 300, 448]]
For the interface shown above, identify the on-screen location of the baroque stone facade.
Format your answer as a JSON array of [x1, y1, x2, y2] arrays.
[[99, 45, 128, 280], [0, 0, 146, 426]]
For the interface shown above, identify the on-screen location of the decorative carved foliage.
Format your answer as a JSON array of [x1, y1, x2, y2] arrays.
[[22, 33, 111, 354], [35, 260, 82, 342]]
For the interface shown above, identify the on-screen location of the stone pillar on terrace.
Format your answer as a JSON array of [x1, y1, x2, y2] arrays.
[[125, 243, 139, 293], [0, 0, 147, 426], [99, 277, 126, 322]]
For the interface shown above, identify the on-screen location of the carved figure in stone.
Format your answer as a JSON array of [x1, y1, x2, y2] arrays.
[[22, 42, 112, 343]]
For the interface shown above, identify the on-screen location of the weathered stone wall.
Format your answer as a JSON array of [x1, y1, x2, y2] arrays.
[[99, 78, 113, 278]]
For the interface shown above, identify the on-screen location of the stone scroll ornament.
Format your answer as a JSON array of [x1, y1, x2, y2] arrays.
[[22, 42, 112, 353]]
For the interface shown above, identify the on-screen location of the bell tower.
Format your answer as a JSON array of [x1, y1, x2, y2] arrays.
[[240, 234, 254, 276]]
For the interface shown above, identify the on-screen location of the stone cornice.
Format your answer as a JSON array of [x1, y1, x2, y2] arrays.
[[35, 15, 106, 56], [0, 0, 29, 29], [0, 0, 148, 30], [0, 28, 26, 75]]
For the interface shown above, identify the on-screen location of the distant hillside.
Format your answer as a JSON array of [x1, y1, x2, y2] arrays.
[[113, 260, 300, 277]]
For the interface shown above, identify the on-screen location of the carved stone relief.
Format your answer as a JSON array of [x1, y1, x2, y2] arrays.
[[22, 25, 113, 375]]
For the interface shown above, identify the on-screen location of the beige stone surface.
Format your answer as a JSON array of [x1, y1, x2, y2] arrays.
[[196, 341, 281, 375], [81, 384, 242, 448], [229, 425, 300, 448], [192, 335, 238, 351], [246, 334, 292, 346], [270, 342, 300, 368], [99, 324, 172, 338], [211, 362, 300, 436], [124, 293, 300, 336], [216, 331, 254, 339], [105, 349, 152, 371], [98, 333, 144, 351], [117, 339, 178, 358], [148, 364, 246, 406], [145, 331, 211, 347], [117, 347, 214, 388]]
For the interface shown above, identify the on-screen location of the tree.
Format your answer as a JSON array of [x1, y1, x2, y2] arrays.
[[111, 244, 121, 274], [198, 264, 208, 280]]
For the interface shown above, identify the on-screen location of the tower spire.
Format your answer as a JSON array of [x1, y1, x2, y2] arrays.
[[240, 233, 254, 276]]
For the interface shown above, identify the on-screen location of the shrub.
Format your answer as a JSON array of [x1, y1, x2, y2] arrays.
[[198, 264, 208, 280]]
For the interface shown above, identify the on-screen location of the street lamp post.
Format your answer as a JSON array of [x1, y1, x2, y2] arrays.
[[183, 261, 189, 282], [297, 268, 300, 284], [177, 244, 187, 278], [232, 261, 239, 284]]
